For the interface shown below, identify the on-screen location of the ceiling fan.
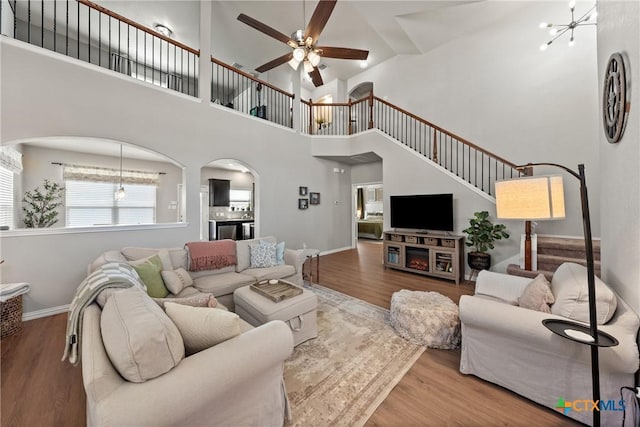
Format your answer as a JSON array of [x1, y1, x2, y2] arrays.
[[237, 0, 369, 87]]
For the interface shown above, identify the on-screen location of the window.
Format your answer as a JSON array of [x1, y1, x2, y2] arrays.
[[229, 189, 252, 211], [0, 167, 14, 228], [65, 180, 156, 227]]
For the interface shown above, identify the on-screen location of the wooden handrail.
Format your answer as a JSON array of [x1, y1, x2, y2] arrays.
[[373, 96, 519, 169], [302, 95, 369, 107], [211, 57, 294, 99], [77, 0, 200, 56]]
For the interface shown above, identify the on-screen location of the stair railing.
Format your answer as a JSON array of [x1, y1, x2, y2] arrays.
[[2, 0, 200, 96], [301, 93, 523, 196], [211, 57, 294, 129]]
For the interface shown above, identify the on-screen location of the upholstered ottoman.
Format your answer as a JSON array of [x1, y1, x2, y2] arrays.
[[390, 290, 460, 349], [234, 284, 318, 346]]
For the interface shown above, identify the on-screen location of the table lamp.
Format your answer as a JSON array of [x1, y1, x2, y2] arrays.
[[495, 162, 617, 427], [495, 174, 566, 270]]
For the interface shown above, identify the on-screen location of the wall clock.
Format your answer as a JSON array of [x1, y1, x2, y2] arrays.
[[602, 53, 629, 144]]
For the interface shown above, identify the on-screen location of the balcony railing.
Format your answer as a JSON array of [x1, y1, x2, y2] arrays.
[[2, 0, 199, 96], [301, 94, 523, 196], [211, 57, 294, 129]]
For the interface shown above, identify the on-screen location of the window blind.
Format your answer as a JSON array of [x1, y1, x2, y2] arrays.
[[0, 167, 14, 228], [65, 180, 156, 227]]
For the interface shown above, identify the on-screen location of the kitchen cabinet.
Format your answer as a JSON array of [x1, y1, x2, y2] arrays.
[[209, 179, 230, 206], [209, 219, 254, 241]]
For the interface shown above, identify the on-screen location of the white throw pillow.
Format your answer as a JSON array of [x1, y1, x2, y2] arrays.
[[250, 241, 278, 268], [100, 287, 185, 383], [165, 303, 241, 355], [161, 268, 194, 295], [550, 262, 617, 324], [518, 274, 555, 313]]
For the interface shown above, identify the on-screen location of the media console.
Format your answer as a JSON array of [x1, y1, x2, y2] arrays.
[[382, 231, 464, 285]]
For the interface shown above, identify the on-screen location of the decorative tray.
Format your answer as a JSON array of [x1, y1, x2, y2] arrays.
[[250, 279, 302, 303]]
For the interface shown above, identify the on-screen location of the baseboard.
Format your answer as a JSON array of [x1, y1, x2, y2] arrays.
[[23, 304, 69, 321], [320, 246, 352, 256]]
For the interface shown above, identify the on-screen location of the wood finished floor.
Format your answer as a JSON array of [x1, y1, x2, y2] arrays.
[[0, 239, 580, 427]]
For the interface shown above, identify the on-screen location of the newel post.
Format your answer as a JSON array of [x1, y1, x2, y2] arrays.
[[432, 128, 438, 163], [308, 98, 314, 135], [368, 92, 374, 129]]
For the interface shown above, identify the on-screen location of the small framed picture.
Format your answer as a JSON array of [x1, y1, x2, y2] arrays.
[[298, 198, 309, 209], [310, 192, 320, 205], [299, 186, 308, 196]]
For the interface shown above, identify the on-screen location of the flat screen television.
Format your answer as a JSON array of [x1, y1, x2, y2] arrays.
[[390, 193, 454, 232]]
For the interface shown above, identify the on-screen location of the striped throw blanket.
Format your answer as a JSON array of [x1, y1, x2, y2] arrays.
[[62, 262, 146, 366]]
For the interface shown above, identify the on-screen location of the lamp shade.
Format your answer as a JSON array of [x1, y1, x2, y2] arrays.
[[495, 175, 565, 220]]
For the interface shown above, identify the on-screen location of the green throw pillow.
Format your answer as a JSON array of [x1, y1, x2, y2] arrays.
[[131, 255, 170, 298]]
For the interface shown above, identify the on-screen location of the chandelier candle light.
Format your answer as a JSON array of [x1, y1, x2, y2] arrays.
[[539, 1, 596, 50]]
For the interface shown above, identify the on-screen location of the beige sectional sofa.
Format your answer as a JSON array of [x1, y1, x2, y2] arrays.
[[90, 236, 304, 311], [82, 302, 293, 426], [82, 236, 303, 426]]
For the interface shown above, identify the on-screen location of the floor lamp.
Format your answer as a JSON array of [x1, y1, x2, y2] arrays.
[[495, 163, 618, 427]]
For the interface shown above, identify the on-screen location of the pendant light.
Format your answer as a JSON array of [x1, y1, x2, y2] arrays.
[[115, 145, 125, 201]]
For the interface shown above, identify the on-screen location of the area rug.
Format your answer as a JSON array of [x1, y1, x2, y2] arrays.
[[284, 284, 425, 427]]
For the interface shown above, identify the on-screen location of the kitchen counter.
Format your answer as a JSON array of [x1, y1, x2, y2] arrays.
[[209, 218, 254, 222]]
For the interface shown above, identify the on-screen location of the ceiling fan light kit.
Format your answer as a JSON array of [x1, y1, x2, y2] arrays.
[[237, 0, 369, 87]]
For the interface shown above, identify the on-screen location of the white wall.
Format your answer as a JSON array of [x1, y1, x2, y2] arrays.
[[347, 0, 600, 238], [597, 1, 640, 313], [351, 162, 382, 184], [1, 38, 353, 316], [314, 130, 520, 275]]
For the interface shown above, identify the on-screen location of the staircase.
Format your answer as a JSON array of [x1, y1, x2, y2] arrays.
[[506, 236, 601, 280]]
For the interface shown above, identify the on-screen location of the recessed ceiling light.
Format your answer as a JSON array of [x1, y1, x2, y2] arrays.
[[154, 24, 173, 38]]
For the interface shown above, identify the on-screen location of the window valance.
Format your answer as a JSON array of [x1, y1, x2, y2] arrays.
[[63, 164, 160, 186], [0, 146, 23, 174]]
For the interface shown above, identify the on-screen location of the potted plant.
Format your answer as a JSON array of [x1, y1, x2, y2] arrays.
[[462, 211, 509, 270], [22, 179, 65, 228]]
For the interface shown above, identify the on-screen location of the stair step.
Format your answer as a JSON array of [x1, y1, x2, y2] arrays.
[[536, 254, 601, 273], [506, 264, 554, 281], [535, 237, 601, 261]]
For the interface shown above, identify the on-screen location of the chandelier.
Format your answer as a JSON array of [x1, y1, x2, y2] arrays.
[[539, 1, 596, 50]]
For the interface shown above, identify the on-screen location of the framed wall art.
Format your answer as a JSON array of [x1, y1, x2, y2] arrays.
[[299, 186, 308, 196], [310, 192, 320, 205], [298, 198, 309, 209]]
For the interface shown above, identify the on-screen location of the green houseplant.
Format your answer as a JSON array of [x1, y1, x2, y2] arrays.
[[462, 210, 509, 270], [22, 179, 65, 228]]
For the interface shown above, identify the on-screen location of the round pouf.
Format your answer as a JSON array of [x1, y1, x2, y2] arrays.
[[390, 290, 461, 349]]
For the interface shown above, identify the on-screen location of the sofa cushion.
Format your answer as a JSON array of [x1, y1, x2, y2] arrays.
[[161, 268, 194, 295], [551, 262, 617, 324], [129, 255, 169, 298], [276, 241, 286, 265], [250, 241, 278, 268], [153, 292, 217, 309], [165, 303, 241, 355], [122, 247, 188, 271], [518, 274, 555, 313], [192, 271, 255, 297], [89, 250, 127, 273], [100, 287, 184, 383], [189, 265, 236, 279], [243, 265, 296, 282], [236, 236, 277, 272]]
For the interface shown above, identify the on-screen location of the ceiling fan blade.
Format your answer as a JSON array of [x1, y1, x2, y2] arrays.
[[237, 13, 296, 47], [317, 46, 369, 60], [255, 52, 294, 73], [309, 67, 324, 87], [304, 0, 337, 43]]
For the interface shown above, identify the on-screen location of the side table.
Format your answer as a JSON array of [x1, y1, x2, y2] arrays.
[[300, 249, 320, 284]]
